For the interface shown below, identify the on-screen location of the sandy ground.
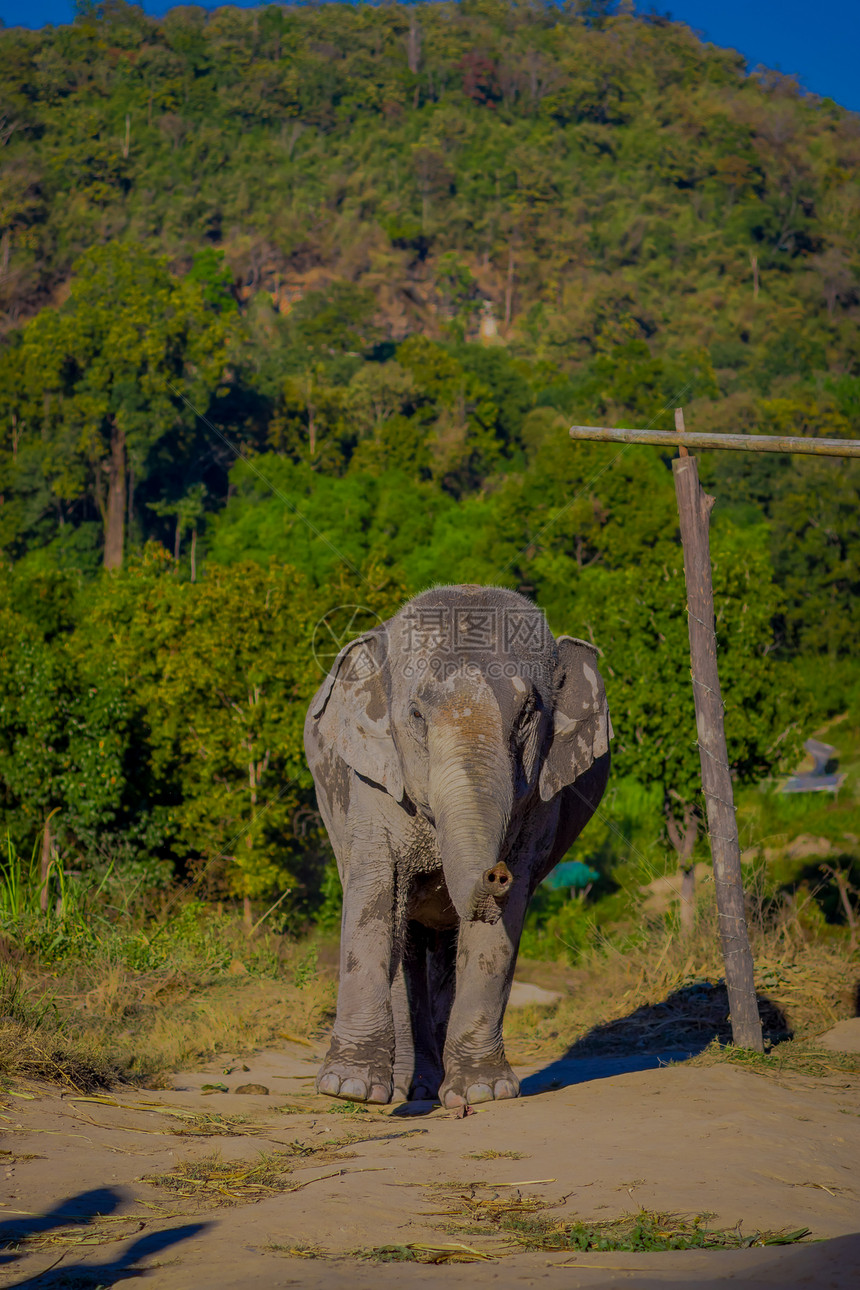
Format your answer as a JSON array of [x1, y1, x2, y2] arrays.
[[2, 1025, 859, 1289]]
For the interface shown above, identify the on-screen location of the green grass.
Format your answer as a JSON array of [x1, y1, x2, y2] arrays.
[[348, 1203, 811, 1263], [429, 1184, 812, 1255], [691, 1037, 860, 1079], [0, 849, 338, 1090], [1, 714, 857, 1098], [0, 831, 340, 1089], [497, 1208, 811, 1254]]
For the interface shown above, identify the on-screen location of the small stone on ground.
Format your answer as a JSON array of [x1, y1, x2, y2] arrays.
[[508, 980, 563, 1007]]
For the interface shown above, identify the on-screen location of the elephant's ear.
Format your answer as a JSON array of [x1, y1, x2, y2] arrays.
[[539, 636, 613, 803], [307, 630, 404, 802]]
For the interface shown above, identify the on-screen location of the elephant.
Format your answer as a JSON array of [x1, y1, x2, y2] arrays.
[[304, 583, 611, 1108]]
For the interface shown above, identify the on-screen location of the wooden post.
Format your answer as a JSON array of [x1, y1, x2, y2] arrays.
[[673, 431, 764, 1051], [568, 426, 860, 456], [567, 417, 860, 1049], [674, 407, 697, 938]]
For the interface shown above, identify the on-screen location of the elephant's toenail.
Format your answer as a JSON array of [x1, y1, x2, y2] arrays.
[[494, 1079, 519, 1100], [466, 1083, 494, 1104], [339, 1078, 368, 1101]]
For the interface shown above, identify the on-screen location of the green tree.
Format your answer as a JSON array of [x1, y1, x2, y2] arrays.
[[571, 532, 805, 881], [0, 577, 135, 861], [79, 549, 402, 904], [5, 244, 231, 569], [771, 458, 860, 658]]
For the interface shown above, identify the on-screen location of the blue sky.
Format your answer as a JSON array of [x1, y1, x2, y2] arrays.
[[1, 2, 858, 113]]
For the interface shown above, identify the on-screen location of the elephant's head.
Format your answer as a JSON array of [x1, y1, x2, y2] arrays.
[[308, 587, 611, 923]]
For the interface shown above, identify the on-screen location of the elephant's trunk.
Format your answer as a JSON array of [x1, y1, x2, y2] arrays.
[[428, 706, 514, 923]]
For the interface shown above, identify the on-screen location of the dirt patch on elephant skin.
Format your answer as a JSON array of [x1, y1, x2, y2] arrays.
[[2, 1041, 859, 1288]]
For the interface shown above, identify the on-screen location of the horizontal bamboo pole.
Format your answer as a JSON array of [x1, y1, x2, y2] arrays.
[[568, 426, 860, 457]]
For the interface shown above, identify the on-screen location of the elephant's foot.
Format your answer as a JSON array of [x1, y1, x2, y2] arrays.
[[392, 1080, 438, 1102], [392, 1058, 443, 1103], [439, 1058, 520, 1109], [316, 1038, 393, 1104], [391, 1076, 441, 1102]]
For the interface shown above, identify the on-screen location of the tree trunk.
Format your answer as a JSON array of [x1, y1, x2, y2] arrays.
[[305, 371, 317, 457], [39, 816, 53, 915], [679, 866, 696, 939], [190, 527, 198, 583], [127, 466, 135, 548], [664, 797, 698, 939], [673, 451, 763, 1051], [407, 13, 421, 74], [504, 242, 515, 329], [821, 865, 857, 952], [103, 420, 126, 570]]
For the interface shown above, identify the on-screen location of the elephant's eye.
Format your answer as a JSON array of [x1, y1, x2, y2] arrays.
[[409, 704, 425, 726], [516, 702, 535, 736]]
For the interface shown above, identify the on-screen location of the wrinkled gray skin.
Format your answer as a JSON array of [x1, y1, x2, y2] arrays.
[[304, 584, 611, 1108]]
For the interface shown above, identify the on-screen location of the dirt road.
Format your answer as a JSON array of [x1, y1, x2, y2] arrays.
[[2, 1037, 859, 1288]]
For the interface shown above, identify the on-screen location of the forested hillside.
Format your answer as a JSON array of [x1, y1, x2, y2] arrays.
[[1, 1, 858, 914]]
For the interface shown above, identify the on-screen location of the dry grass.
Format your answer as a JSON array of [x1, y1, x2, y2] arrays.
[[54, 1095, 259, 1137], [425, 1183, 812, 1255], [356, 1241, 496, 1264], [505, 888, 859, 1069], [689, 1038, 860, 1079], [0, 1014, 117, 1093], [145, 1149, 296, 1202], [465, 1150, 528, 1161], [142, 1129, 387, 1206], [2, 1213, 159, 1255], [269, 1182, 813, 1264], [0, 934, 336, 1093], [3, 838, 856, 1103], [61, 946, 335, 1078], [166, 1111, 254, 1137], [267, 1242, 330, 1259]]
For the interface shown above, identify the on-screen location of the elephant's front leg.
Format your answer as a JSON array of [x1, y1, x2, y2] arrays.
[[316, 858, 395, 1104], [439, 893, 528, 1109]]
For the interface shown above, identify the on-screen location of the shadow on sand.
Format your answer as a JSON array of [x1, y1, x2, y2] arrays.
[[521, 982, 791, 1095], [662, 1232, 860, 1288], [0, 1188, 207, 1288]]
